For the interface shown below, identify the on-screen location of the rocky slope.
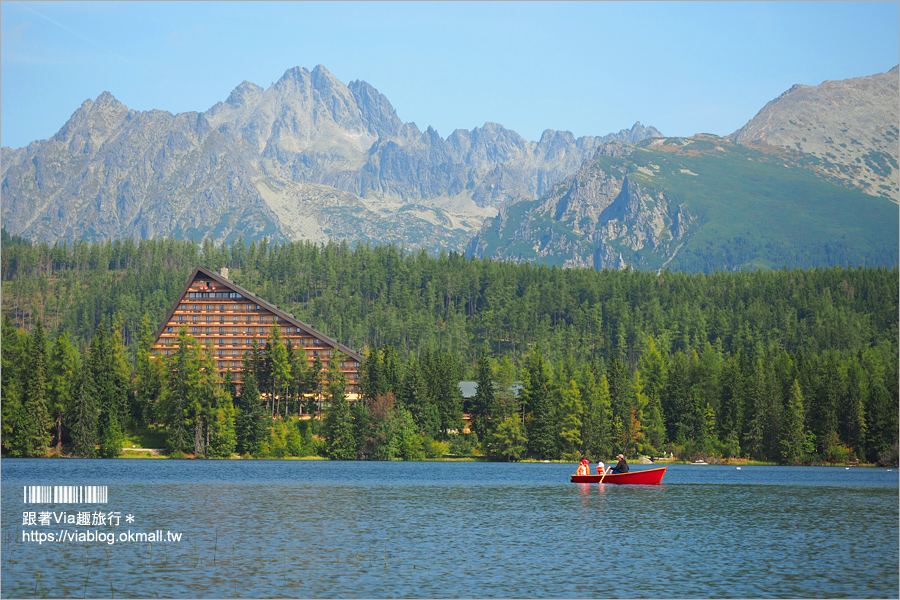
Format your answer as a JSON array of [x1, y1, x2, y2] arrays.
[[729, 66, 899, 201], [468, 68, 899, 272], [0, 65, 662, 251]]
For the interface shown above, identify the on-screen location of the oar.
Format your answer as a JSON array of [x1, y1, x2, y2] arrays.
[[598, 465, 608, 485]]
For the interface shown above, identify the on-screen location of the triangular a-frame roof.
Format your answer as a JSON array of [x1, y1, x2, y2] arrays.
[[153, 266, 364, 364]]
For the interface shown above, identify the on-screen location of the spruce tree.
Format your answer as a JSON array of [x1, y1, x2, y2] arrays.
[[780, 379, 809, 464], [71, 370, 99, 458], [322, 354, 355, 460], [161, 328, 200, 454], [523, 350, 556, 460], [235, 370, 266, 456], [48, 331, 80, 451], [134, 314, 162, 426], [12, 321, 52, 457], [1, 316, 26, 453], [471, 351, 495, 439]]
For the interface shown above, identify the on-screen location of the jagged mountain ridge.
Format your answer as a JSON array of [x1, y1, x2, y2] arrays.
[[0, 64, 662, 250]]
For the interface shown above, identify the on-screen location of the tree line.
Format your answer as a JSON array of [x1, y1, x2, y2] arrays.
[[1, 230, 897, 463]]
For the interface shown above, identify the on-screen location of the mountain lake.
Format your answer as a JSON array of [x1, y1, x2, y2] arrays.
[[2, 459, 897, 599]]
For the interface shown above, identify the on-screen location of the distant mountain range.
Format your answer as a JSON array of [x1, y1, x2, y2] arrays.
[[2, 65, 897, 273], [0, 65, 660, 254]]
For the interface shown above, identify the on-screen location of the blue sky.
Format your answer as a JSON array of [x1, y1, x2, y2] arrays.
[[2, 1, 898, 150]]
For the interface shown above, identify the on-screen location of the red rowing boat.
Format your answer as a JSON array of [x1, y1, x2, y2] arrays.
[[571, 466, 667, 485]]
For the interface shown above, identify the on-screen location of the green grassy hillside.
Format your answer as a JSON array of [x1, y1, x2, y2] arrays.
[[472, 137, 898, 273]]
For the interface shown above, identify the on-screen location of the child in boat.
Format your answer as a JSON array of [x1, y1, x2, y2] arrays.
[[576, 459, 589, 476], [597, 461, 607, 475]]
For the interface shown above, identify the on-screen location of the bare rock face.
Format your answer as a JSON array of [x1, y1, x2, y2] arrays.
[[0, 64, 663, 251], [729, 66, 899, 201], [469, 142, 690, 270]]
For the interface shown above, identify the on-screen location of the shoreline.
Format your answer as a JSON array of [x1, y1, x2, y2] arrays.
[[4, 451, 886, 468]]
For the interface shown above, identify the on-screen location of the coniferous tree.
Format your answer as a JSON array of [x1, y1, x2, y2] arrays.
[[523, 350, 556, 460], [133, 314, 162, 426], [557, 377, 583, 460], [47, 331, 80, 451], [235, 369, 266, 456], [11, 321, 52, 456], [1, 315, 27, 454], [160, 328, 200, 454], [471, 351, 496, 439], [399, 356, 438, 439], [268, 326, 291, 418], [322, 354, 355, 459], [781, 380, 810, 464], [70, 369, 99, 457], [201, 344, 236, 458], [596, 373, 616, 458], [487, 416, 527, 461]]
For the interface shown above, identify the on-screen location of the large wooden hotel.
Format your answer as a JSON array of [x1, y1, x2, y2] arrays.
[[152, 266, 363, 399]]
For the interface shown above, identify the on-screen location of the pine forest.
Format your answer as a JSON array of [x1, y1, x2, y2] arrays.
[[1, 230, 897, 466]]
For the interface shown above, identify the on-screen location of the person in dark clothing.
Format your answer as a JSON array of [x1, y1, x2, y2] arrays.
[[610, 454, 629, 474]]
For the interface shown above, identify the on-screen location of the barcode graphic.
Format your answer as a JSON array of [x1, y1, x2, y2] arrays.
[[23, 485, 108, 504]]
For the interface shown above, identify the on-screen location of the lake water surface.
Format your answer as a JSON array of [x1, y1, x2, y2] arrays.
[[2, 459, 898, 599]]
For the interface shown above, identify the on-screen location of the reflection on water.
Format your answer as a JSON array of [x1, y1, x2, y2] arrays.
[[2, 461, 897, 599]]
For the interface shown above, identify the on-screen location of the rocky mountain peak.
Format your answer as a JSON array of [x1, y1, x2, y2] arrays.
[[54, 91, 130, 144], [225, 81, 264, 108], [728, 67, 899, 200]]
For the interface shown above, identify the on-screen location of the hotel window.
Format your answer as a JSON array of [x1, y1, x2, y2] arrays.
[[286, 327, 293, 333], [219, 316, 225, 323], [219, 305, 225, 311], [246, 316, 252, 323], [233, 316, 238, 323], [232, 350, 238, 357], [314, 339, 320, 346], [219, 327, 225, 334], [246, 327, 252, 334], [327, 350, 332, 357], [192, 316, 198, 323], [232, 327, 239, 334], [167, 327, 173, 333], [180, 304, 186, 311], [205, 327, 211, 334], [206, 305, 212, 310], [219, 350, 224, 357], [165, 350, 170, 356], [191, 327, 197, 333], [206, 316, 211, 323], [247, 304, 252, 311], [259, 327, 266, 335], [178, 316, 185, 322]]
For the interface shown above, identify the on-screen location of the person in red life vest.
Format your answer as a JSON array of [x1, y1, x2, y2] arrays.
[[597, 461, 607, 475], [576, 459, 589, 476]]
